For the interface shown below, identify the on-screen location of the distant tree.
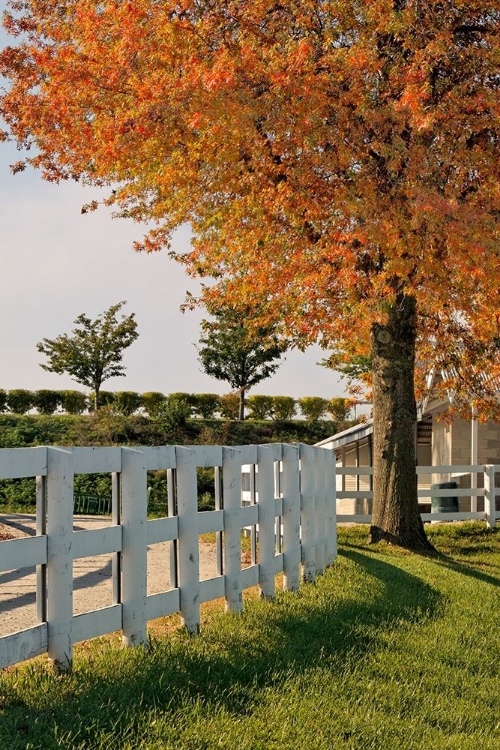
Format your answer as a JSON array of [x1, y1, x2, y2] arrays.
[[272, 396, 297, 421], [0, 390, 7, 413], [197, 308, 286, 420], [141, 391, 166, 417], [36, 302, 138, 411], [60, 390, 88, 415], [218, 393, 240, 421], [113, 391, 142, 416], [298, 397, 329, 422], [327, 398, 352, 422], [6, 389, 34, 414], [247, 395, 275, 421], [33, 389, 61, 415], [191, 393, 220, 419]]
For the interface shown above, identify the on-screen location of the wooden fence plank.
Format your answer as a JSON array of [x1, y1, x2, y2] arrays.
[[73, 605, 122, 644], [0, 447, 47, 479], [223, 447, 243, 613], [0, 624, 48, 670], [72, 447, 122, 475], [282, 444, 301, 591], [198, 576, 225, 604], [300, 443, 317, 583], [121, 448, 148, 647], [257, 446, 276, 599], [147, 516, 179, 545], [176, 447, 200, 633], [72, 526, 122, 560], [315, 449, 326, 575], [46, 447, 74, 671], [324, 449, 337, 566], [197, 509, 224, 535], [0, 535, 47, 573], [146, 590, 181, 621]]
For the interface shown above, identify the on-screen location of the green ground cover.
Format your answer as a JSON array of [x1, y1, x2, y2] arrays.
[[1, 523, 499, 749]]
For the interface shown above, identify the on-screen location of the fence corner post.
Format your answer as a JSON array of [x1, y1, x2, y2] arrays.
[[282, 444, 301, 591], [46, 447, 74, 671], [324, 448, 337, 565], [257, 445, 276, 599], [121, 448, 148, 647], [223, 446, 243, 613]]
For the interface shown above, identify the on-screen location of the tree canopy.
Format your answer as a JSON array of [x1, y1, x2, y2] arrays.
[[37, 302, 139, 410], [2, 1, 499, 547], [197, 307, 285, 419]]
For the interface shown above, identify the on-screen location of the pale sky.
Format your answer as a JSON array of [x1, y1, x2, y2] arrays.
[[0, 9, 345, 400]]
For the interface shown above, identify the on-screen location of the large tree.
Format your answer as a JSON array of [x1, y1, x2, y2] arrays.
[[37, 302, 139, 410], [2, 1, 499, 548], [197, 307, 285, 420]]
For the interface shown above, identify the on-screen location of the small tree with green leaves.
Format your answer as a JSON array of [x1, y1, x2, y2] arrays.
[[272, 396, 297, 421], [141, 391, 166, 417], [0, 390, 7, 412], [33, 389, 61, 415], [298, 396, 329, 422], [327, 398, 352, 422], [247, 395, 274, 421], [60, 390, 88, 414], [113, 391, 142, 416], [36, 302, 139, 411], [6, 389, 34, 414], [191, 393, 220, 419], [197, 307, 286, 420]]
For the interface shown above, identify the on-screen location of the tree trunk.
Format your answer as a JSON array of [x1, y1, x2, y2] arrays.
[[370, 294, 433, 550], [239, 388, 245, 421], [94, 386, 100, 412]]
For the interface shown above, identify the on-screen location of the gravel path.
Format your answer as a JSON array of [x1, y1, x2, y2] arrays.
[[0, 514, 219, 636]]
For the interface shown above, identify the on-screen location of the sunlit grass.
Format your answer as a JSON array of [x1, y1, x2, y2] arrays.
[[1, 523, 499, 749]]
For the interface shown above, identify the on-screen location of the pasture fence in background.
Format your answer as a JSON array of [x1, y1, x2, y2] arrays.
[[336, 464, 500, 527], [0, 443, 336, 671]]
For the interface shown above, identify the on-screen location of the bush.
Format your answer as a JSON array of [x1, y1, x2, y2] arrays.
[[272, 396, 296, 420], [327, 397, 352, 421], [60, 390, 88, 414], [218, 392, 240, 420], [247, 395, 274, 420], [6, 389, 34, 414], [141, 391, 166, 417], [154, 395, 192, 434], [114, 391, 142, 416], [191, 393, 220, 419], [33, 389, 61, 415], [0, 390, 6, 413], [298, 396, 329, 421], [168, 392, 194, 416]]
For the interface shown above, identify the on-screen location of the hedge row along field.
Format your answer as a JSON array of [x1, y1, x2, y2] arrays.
[[0, 390, 353, 421]]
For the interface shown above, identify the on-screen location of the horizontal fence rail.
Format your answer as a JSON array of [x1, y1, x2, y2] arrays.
[[0, 443, 336, 671], [336, 464, 500, 527]]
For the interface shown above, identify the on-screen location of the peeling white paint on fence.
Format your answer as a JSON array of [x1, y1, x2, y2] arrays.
[[0, 443, 336, 671]]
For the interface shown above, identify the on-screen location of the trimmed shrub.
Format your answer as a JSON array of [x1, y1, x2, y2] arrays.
[[327, 397, 352, 421], [33, 389, 61, 415], [6, 389, 34, 414], [0, 390, 6, 413], [218, 392, 240, 420], [298, 396, 329, 421], [247, 395, 274, 420], [60, 390, 88, 414], [114, 391, 142, 416], [191, 393, 220, 419], [154, 395, 191, 433], [168, 392, 194, 417], [141, 391, 166, 417], [272, 396, 296, 421]]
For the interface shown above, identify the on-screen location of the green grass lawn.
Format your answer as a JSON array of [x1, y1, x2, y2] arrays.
[[1, 523, 499, 749]]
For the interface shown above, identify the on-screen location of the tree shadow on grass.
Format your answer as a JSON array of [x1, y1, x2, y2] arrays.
[[0, 550, 442, 749]]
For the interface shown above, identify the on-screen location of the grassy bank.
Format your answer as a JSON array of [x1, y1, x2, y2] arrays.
[[1, 523, 499, 749]]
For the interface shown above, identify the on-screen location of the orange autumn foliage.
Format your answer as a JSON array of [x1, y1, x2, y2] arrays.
[[1, 0, 499, 416]]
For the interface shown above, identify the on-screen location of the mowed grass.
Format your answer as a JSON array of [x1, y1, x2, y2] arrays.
[[1, 523, 499, 750]]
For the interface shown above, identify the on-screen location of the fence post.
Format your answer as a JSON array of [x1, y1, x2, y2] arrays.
[[46, 447, 74, 671], [176, 447, 200, 634], [315, 448, 326, 575], [111, 471, 121, 606], [300, 443, 317, 583], [324, 449, 337, 566], [282, 444, 301, 591], [223, 447, 243, 613], [484, 465, 496, 529], [257, 445, 276, 598], [36, 475, 47, 624], [121, 448, 148, 647]]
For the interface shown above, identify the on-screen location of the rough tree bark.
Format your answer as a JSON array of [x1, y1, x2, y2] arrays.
[[370, 294, 433, 550]]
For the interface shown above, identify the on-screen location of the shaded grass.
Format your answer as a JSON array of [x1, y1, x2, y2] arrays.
[[1, 523, 499, 749]]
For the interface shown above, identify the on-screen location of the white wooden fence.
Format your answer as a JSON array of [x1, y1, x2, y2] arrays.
[[0, 443, 336, 671], [337, 464, 500, 527]]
